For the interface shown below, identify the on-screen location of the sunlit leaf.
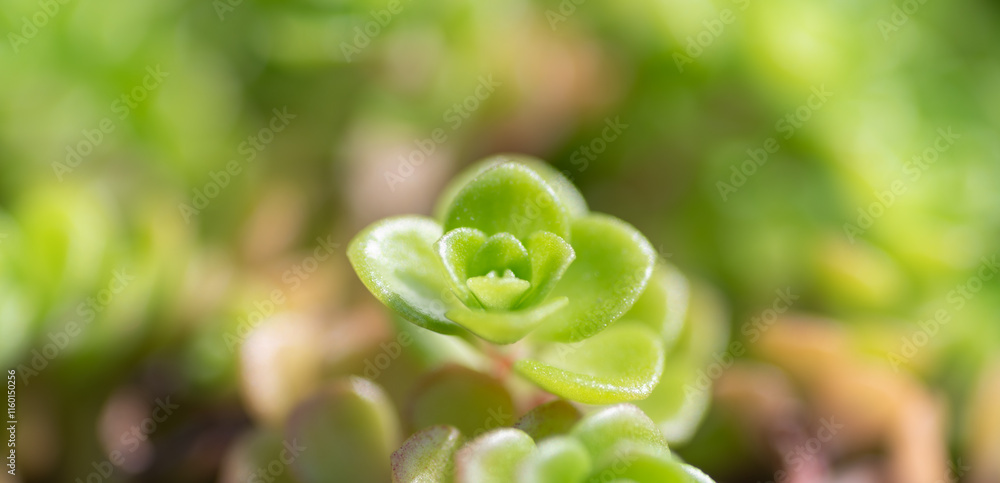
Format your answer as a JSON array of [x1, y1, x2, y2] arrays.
[[515, 324, 664, 404], [348, 216, 464, 335], [391, 425, 464, 483], [533, 215, 656, 341], [443, 163, 571, 241], [518, 436, 592, 483], [454, 428, 536, 483]]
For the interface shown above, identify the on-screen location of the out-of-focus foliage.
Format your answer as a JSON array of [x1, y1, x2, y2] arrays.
[[2, 0, 999, 480]]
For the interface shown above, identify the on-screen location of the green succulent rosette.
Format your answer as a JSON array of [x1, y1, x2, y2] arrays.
[[349, 156, 690, 404], [223, 376, 716, 483], [394, 401, 714, 483]]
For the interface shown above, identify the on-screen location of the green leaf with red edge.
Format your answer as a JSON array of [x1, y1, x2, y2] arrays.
[[391, 425, 464, 483]]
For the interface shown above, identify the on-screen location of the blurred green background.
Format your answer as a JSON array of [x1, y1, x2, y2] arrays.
[[1, 0, 999, 481]]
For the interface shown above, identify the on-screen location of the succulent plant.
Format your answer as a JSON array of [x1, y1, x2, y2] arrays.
[[223, 375, 716, 483], [348, 156, 690, 404], [395, 400, 714, 483]]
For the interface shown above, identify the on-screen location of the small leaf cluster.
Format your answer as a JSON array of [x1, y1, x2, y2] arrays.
[[395, 400, 715, 483], [349, 156, 688, 404]]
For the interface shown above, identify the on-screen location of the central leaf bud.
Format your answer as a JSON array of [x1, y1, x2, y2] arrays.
[[466, 269, 532, 311]]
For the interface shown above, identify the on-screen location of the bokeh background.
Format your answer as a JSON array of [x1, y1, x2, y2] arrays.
[[1, 0, 999, 481]]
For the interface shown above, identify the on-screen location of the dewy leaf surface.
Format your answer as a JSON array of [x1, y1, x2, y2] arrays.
[[569, 404, 668, 462], [433, 155, 588, 221], [637, 282, 729, 443], [466, 271, 531, 311], [468, 232, 531, 278], [518, 436, 592, 483], [348, 216, 464, 334], [587, 442, 689, 483], [624, 262, 690, 349], [454, 428, 536, 483], [517, 231, 575, 308], [443, 163, 571, 241], [446, 296, 569, 345], [391, 425, 464, 483], [435, 227, 488, 302], [514, 323, 665, 404], [533, 214, 656, 341]]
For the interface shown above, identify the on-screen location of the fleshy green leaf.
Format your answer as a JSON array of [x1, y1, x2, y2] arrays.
[[513, 399, 582, 440], [434, 155, 588, 221], [348, 216, 464, 335], [435, 227, 488, 303], [446, 296, 568, 345], [287, 378, 399, 483], [391, 425, 464, 483], [442, 163, 571, 241], [569, 405, 668, 463], [519, 436, 592, 483], [468, 232, 531, 279], [638, 282, 728, 443], [514, 323, 665, 404], [587, 442, 689, 483], [467, 271, 532, 311], [633, 359, 711, 445], [407, 365, 516, 437], [508, 156, 589, 218], [624, 262, 690, 349], [533, 214, 656, 341], [517, 231, 576, 308], [680, 463, 717, 483], [454, 428, 536, 483]]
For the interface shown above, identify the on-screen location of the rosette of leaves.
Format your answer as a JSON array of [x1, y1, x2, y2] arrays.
[[394, 400, 715, 483], [222, 374, 716, 483], [349, 156, 692, 405]]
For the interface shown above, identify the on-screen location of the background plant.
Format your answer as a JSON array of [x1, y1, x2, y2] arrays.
[[2, 0, 999, 481]]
